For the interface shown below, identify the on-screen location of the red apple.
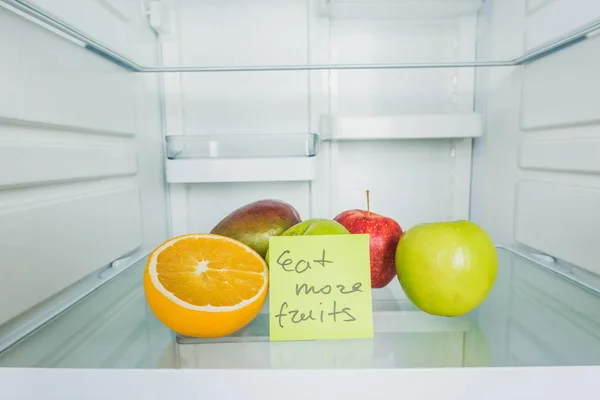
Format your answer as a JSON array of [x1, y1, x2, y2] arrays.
[[334, 208, 403, 288]]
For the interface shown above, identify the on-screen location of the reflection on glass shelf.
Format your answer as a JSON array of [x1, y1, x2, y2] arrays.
[[479, 249, 600, 367], [176, 302, 474, 369], [0, 260, 175, 369], [1, 248, 600, 369], [166, 134, 318, 159]]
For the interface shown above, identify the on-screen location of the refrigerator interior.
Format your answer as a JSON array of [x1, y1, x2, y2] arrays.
[[1, 0, 600, 378]]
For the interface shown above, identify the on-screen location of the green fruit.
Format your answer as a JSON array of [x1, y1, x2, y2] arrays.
[[210, 199, 301, 258], [266, 218, 349, 265], [280, 218, 350, 236], [395, 220, 498, 317]]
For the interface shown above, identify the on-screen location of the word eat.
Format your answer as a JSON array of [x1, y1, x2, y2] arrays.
[[275, 249, 333, 274]]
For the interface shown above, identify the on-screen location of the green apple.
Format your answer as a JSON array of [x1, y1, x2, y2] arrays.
[[280, 218, 350, 236], [266, 218, 349, 265], [395, 220, 498, 317]]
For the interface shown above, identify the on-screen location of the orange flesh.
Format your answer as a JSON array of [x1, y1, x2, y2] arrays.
[[155, 236, 266, 307]]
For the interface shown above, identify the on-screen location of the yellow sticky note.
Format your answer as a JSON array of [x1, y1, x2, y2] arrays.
[[268, 234, 374, 342]]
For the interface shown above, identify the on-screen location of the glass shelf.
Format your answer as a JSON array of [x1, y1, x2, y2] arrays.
[[166, 134, 318, 160], [2, 247, 600, 369], [3, 0, 600, 72]]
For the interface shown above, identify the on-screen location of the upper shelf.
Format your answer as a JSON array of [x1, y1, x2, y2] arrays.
[[3, 0, 600, 73], [166, 134, 318, 159]]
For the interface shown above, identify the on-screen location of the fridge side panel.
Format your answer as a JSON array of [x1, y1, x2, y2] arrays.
[[0, 7, 167, 328], [472, 0, 600, 274]]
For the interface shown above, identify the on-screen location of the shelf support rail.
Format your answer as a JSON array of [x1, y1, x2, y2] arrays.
[[2, 0, 600, 72]]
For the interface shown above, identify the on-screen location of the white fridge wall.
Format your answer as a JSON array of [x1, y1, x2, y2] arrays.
[[164, 0, 476, 238], [330, 19, 463, 115], [471, 0, 525, 245], [187, 182, 312, 234], [176, 1, 310, 135], [163, 0, 312, 235], [0, 7, 168, 327], [472, 0, 600, 274]]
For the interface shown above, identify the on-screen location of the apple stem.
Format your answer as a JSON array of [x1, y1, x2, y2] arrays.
[[366, 190, 370, 216]]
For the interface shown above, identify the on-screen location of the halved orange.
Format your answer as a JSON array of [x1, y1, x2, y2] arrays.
[[144, 234, 268, 338]]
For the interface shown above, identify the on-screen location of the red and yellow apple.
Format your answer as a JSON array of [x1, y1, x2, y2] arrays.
[[334, 204, 403, 288]]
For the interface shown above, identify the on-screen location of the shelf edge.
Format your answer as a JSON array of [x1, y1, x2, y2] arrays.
[[3, 0, 600, 73], [165, 157, 317, 183], [320, 114, 483, 141]]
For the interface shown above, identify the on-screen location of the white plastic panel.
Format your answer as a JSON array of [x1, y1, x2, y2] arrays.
[[165, 157, 317, 183], [525, 0, 600, 52], [0, 7, 167, 331], [331, 19, 462, 116], [472, 0, 600, 267], [0, 127, 137, 187], [180, 71, 309, 136], [164, 0, 313, 234], [526, 0, 553, 13], [177, 0, 309, 135], [322, 14, 477, 239], [0, 187, 142, 325], [325, 0, 483, 20], [522, 35, 600, 130], [514, 180, 600, 275], [512, 15, 600, 272], [519, 137, 600, 173], [321, 114, 482, 140], [163, 0, 478, 239], [0, 9, 136, 134], [331, 140, 462, 230], [186, 181, 311, 234]]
